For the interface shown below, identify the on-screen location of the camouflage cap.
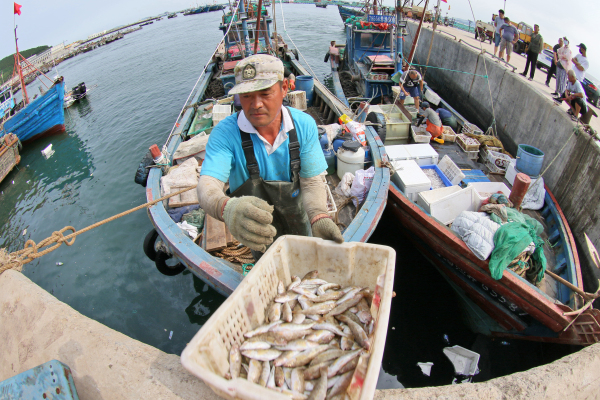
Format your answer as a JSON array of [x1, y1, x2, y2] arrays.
[[229, 54, 284, 95]]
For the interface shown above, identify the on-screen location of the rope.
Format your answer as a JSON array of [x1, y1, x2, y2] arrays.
[[0, 185, 197, 275], [212, 241, 255, 264], [408, 62, 488, 78]]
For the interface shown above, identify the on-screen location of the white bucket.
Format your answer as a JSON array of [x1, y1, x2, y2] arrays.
[[337, 145, 365, 180]]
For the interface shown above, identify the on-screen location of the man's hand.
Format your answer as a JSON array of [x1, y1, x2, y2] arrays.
[[311, 216, 343, 244], [222, 196, 277, 252]]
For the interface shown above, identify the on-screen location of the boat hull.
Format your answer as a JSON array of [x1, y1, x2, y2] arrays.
[[387, 183, 600, 346], [338, 5, 364, 22], [2, 79, 65, 143]]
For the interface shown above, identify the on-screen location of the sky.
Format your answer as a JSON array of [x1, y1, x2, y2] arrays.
[[2, 0, 599, 77]]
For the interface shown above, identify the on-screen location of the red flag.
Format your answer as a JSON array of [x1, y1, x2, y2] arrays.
[[441, 0, 448, 3], [14, 2, 22, 15]]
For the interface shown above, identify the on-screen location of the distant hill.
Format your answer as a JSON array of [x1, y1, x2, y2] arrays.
[[0, 45, 50, 82]]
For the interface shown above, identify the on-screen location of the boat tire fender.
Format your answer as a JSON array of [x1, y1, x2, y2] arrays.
[[134, 150, 154, 187], [155, 251, 186, 276], [292, 49, 299, 60], [143, 228, 159, 261], [366, 112, 386, 143]]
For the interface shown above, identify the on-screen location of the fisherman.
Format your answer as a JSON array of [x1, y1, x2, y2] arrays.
[[197, 54, 343, 257], [436, 107, 458, 132], [329, 40, 340, 65], [417, 102, 444, 144], [392, 69, 424, 111]]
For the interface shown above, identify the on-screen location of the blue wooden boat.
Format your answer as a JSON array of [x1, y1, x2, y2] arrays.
[[338, 5, 364, 22], [140, 0, 389, 296]]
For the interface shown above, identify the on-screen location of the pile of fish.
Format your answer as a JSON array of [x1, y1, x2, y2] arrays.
[[227, 271, 376, 400]]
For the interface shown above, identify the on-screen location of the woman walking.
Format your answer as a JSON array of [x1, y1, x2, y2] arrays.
[[554, 38, 572, 98]]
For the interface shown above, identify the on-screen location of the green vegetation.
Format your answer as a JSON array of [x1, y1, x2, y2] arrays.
[[0, 45, 50, 81]]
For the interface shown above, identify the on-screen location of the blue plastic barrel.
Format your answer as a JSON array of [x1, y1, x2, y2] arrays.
[[295, 75, 314, 106], [516, 144, 544, 177]]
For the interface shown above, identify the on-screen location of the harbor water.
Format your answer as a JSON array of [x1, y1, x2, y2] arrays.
[[0, 4, 577, 389]]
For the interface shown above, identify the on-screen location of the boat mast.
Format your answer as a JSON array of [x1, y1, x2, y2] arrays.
[[395, 0, 403, 73], [253, 0, 264, 54], [240, 0, 252, 55], [406, 0, 428, 66], [422, 0, 440, 79], [272, 0, 278, 54], [13, 26, 29, 105]]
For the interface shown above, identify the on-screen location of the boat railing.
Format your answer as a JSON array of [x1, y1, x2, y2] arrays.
[[438, 30, 457, 40]]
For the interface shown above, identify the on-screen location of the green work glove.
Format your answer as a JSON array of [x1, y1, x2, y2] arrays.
[[223, 196, 277, 252], [312, 217, 344, 244]]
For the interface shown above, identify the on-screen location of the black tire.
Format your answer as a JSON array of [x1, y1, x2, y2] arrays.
[[134, 150, 154, 187], [143, 229, 159, 261], [155, 251, 186, 276], [366, 112, 386, 143], [292, 49, 299, 60]]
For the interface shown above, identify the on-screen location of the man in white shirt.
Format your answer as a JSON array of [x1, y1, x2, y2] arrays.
[[572, 43, 589, 83], [565, 69, 587, 119], [493, 9, 505, 57]]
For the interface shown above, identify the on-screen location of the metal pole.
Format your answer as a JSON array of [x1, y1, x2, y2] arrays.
[[253, 0, 264, 54], [406, 0, 429, 66], [240, 0, 252, 55], [395, 0, 403, 73], [272, 0, 278, 54]]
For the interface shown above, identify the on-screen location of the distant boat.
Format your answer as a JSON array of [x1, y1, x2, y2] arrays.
[[168, 13, 178, 18], [0, 26, 65, 144], [337, 5, 364, 22]]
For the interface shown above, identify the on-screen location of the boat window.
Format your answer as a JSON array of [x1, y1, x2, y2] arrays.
[[360, 32, 389, 49], [360, 33, 373, 48], [0, 92, 8, 103]]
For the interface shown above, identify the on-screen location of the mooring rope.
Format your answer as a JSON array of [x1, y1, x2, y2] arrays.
[[0, 185, 197, 275]]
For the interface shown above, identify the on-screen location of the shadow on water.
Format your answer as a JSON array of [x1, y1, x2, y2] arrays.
[[368, 208, 579, 389]]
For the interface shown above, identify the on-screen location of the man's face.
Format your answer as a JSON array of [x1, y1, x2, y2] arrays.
[[499, 12, 504, 18], [534, 25, 539, 34], [409, 71, 418, 80], [559, 38, 564, 46], [579, 47, 586, 56], [239, 80, 288, 128], [568, 74, 576, 84]]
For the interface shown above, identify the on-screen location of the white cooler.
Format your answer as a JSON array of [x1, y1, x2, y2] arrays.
[[392, 159, 431, 202]]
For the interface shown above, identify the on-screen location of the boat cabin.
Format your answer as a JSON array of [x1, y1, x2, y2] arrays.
[[0, 86, 15, 121]]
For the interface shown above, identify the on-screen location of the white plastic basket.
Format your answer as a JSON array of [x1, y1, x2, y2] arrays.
[[325, 184, 338, 216], [412, 126, 432, 143], [437, 155, 464, 186], [181, 236, 396, 400]]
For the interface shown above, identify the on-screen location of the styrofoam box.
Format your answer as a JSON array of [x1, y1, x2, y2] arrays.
[[437, 155, 465, 185], [212, 104, 232, 126], [467, 182, 511, 210], [443, 345, 480, 376], [416, 186, 478, 225], [505, 159, 538, 189], [181, 236, 396, 400], [417, 185, 461, 210], [393, 159, 431, 202], [406, 143, 439, 166], [385, 144, 412, 162]]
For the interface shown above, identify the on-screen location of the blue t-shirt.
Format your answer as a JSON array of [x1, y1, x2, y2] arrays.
[[501, 24, 518, 41], [200, 107, 327, 192], [437, 108, 453, 119]]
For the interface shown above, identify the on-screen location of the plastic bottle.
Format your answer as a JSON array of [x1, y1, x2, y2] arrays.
[[318, 127, 329, 150], [346, 120, 367, 146], [323, 149, 336, 175]]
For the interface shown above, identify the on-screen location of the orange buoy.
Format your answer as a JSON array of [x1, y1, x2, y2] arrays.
[[509, 173, 531, 210]]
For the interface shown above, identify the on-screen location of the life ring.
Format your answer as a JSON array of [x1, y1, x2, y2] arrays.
[[155, 251, 186, 276]]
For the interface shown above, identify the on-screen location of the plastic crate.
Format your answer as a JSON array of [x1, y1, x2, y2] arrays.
[[487, 150, 512, 170], [441, 126, 456, 142], [456, 134, 480, 152], [484, 159, 506, 174], [412, 126, 432, 143], [181, 236, 396, 400], [326, 183, 338, 216], [212, 104, 232, 126], [421, 165, 453, 189], [461, 122, 484, 136], [437, 155, 465, 185], [287, 90, 307, 111], [417, 186, 478, 225], [467, 182, 511, 204]]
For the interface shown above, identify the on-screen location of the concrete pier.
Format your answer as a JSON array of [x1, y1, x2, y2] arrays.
[[403, 21, 600, 295], [1, 270, 599, 399]]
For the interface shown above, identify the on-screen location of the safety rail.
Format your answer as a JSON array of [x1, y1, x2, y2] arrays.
[[438, 30, 457, 40], [458, 39, 517, 73]]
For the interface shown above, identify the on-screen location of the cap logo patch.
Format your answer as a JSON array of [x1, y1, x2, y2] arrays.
[[243, 64, 256, 80]]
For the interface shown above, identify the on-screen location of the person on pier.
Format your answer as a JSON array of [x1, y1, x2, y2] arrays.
[[565, 69, 587, 120], [196, 54, 343, 259], [493, 9, 505, 58]]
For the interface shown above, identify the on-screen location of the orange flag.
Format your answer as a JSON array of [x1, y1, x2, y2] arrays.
[[14, 2, 22, 15]]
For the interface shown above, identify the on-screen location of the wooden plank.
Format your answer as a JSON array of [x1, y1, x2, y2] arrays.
[[205, 214, 227, 252], [225, 227, 235, 246], [168, 185, 199, 208]]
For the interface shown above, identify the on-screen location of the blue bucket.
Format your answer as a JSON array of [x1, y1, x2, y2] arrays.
[[295, 75, 314, 106], [516, 144, 544, 177]]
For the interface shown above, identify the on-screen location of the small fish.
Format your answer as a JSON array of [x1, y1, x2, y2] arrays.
[[300, 278, 329, 286], [312, 322, 349, 338], [304, 375, 340, 392], [268, 302, 282, 323], [336, 315, 370, 350], [291, 367, 305, 394], [317, 283, 340, 296], [336, 287, 363, 304], [356, 298, 373, 325], [275, 366, 285, 387], [304, 360, 332, 380], [367, 319, 375, 335], [305, 330, 335, 344], [341, 310, 363, 327], [298, 295, 314, 310], [292, 286, 318, 299], [292, 304, 306, 324], [275, 291, 300, 303], [274, 339, 320, 352], [302, 270, 319, 280], [240, 340, 271, 351], [348, 307, 358, 313], [244, 320, 283, 338], [328, 339, 340, 349], [247, 359, 262, 383], [340, 326, 354, 351], [311, 291, 344, 303], [229, 344, 242, 379], [325, 293, 365, 318], [293, 301, 336, 315], [288, 276, 302, 291], [337, 356, 359, 375], [259, 361, 270, 387], [309, 349, 347, 367], [246, 332, 287, 346], [270, 329, 313, 342], [340, 286, 359, 294], [283, 367, 293, 389], [327, 349, 362, 378], [282, 302, 293, 322], [274, 351, 302, 367], [267, 365, 276, 388], [327, 370, 353, 398], [307, 366, 328, 400], [270, 322, 316, 333], [275, 345, 329, 368], [278, 280, 286, 295], [241, 349, 282, 361]]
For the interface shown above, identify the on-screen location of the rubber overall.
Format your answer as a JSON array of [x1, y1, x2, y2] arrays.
[[228, 108, 311, 257]]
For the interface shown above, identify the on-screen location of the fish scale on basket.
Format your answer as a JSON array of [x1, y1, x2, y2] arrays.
[[180, 236, 396, 400]]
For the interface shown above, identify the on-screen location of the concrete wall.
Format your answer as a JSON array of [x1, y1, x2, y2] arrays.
[[404, 22, 600, 292], [2, 270, 600, 399]]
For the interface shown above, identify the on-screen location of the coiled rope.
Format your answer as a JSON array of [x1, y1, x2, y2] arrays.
[[0, 185, 197, 275]]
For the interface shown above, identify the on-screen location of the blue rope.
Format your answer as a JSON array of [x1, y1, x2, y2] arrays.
[[242, 263, 254, 276], [409, 62, 488, 79]]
